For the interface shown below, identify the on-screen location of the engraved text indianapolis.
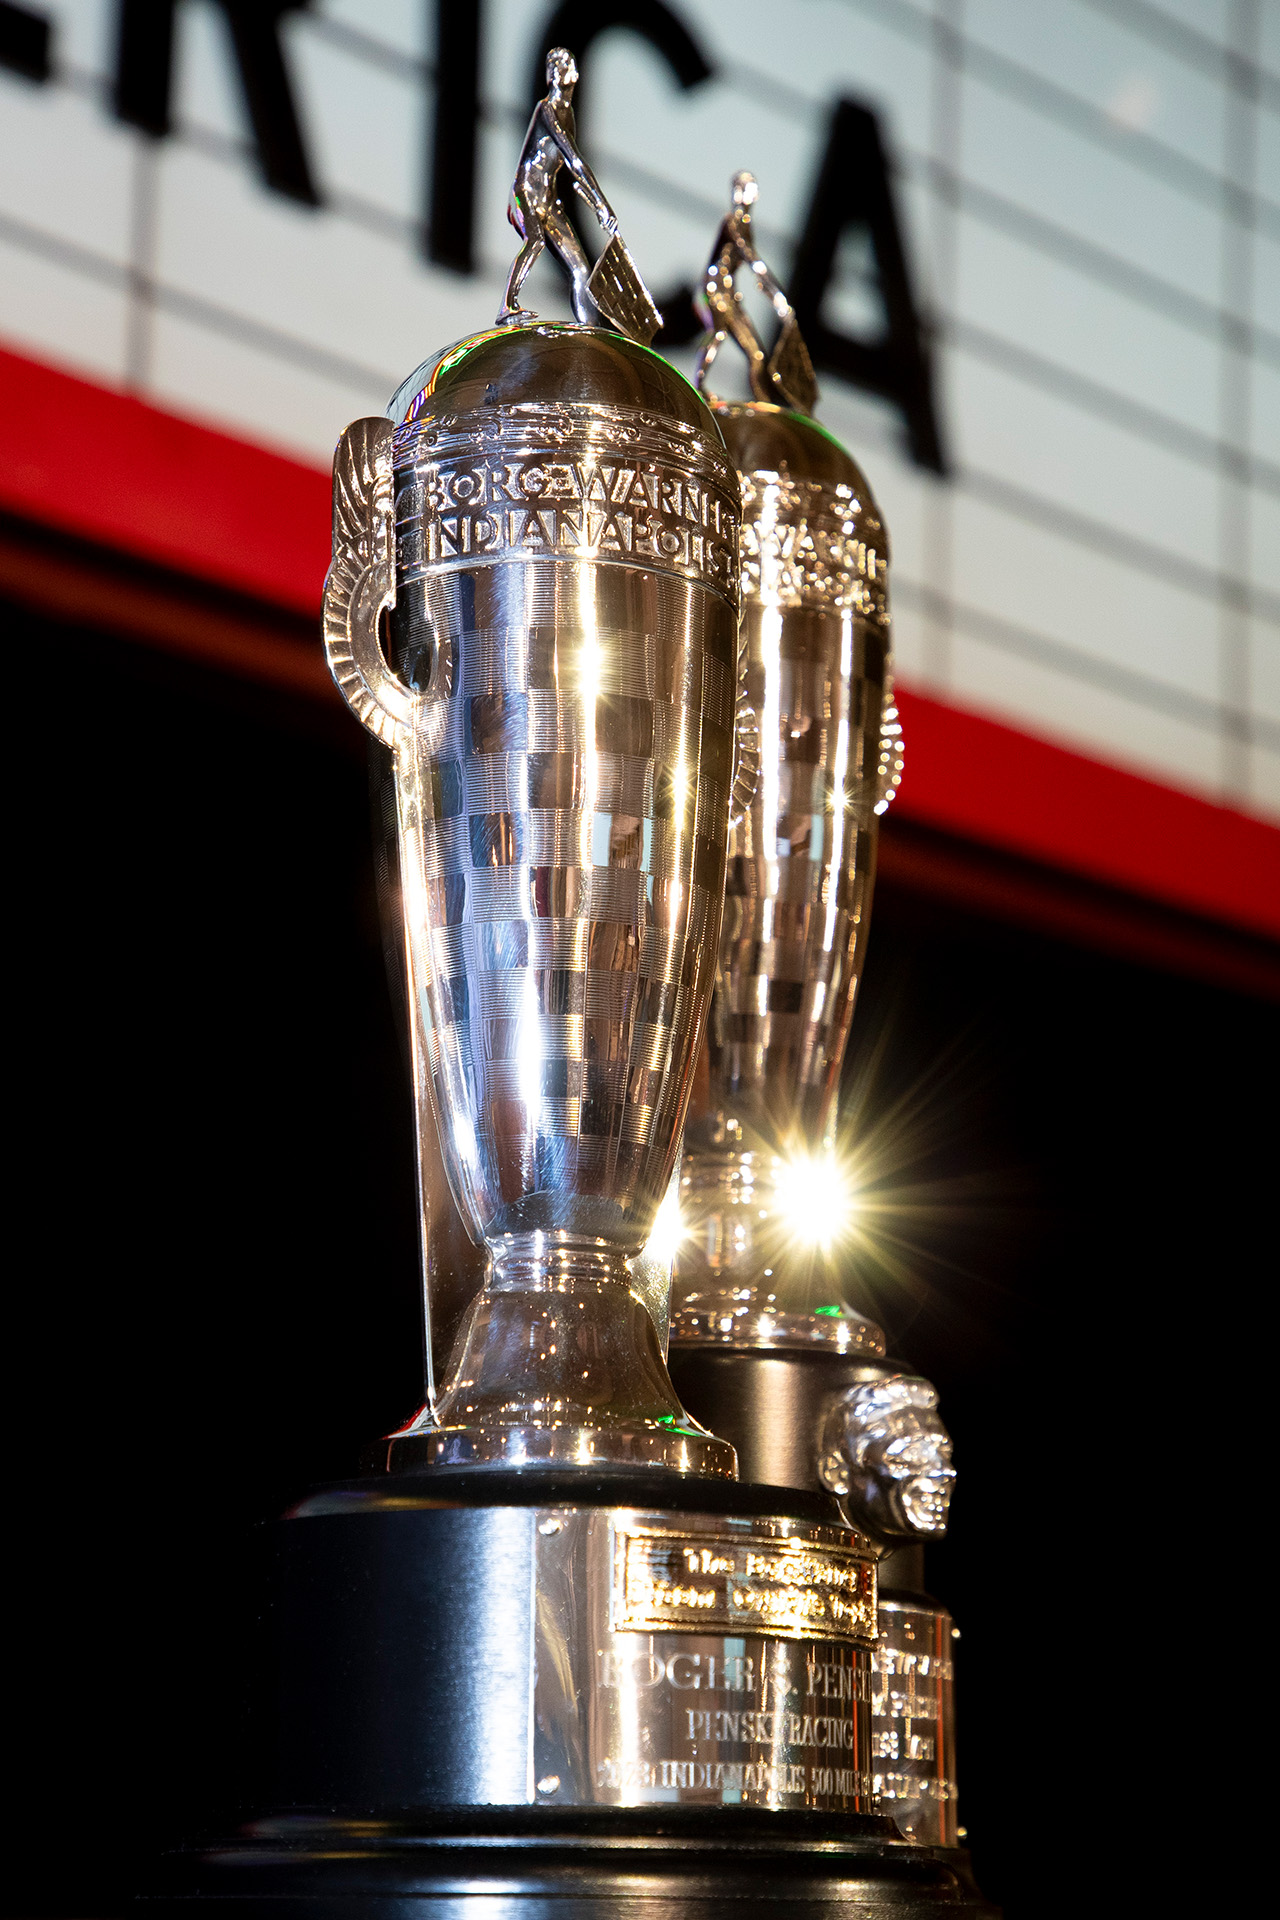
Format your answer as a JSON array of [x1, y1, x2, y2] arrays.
[[394, 413, 741, 602]]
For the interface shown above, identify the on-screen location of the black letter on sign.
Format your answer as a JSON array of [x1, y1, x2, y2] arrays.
[[789, 99, 945, 474], [0, 1, 50, 81], [113, 0, 173, 133], [530, 0, 713, 338], [427, 0, 481, 272], [114, 0, 320, 207], [531, 0, 712, 101]]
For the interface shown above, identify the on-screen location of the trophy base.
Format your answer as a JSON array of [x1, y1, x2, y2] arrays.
[[145, 1472, 996, 1918], [393, 1269, 737, 1478], [378, 1418, 737, 1476], [154, 1805, 997, 1917]]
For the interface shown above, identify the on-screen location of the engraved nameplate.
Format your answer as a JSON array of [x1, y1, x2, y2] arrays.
[[588, 1631, 872, 1809], [612, 1522, 877, 1646], [529, 1507, 876, 1813]]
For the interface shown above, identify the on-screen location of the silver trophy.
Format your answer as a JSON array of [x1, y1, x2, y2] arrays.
[[175, 85, 991, 1919], [297, 64, 895, 1831], [323, 66, 739, 1476], [670, 170, 902, 1345], [666, 177, 963, 1848]]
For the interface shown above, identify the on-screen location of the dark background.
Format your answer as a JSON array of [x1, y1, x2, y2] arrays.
[[6, 599, 1274, 1918]]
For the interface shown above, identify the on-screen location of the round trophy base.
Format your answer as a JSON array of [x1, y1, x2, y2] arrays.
[[153, 1806, 998, 1918], [145, 1474, 996, 1919]]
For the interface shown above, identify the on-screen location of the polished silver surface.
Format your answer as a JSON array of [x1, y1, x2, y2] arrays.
[[325, 316, 742, 1474], [701, 418, 893, 1151], [500, 48, 661, 344], [382, 1406, 727, 1474], [873, 1596, 959, 1846], [819, 1376, 956, 1540], [674, 180, 900, 1352]]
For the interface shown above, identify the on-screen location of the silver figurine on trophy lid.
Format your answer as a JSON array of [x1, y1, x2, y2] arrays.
[[665, 175, 965, 1849]]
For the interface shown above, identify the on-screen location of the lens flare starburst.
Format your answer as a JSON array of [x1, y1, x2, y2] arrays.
[[643, 1180, 688, 1268], [774, 1150, 858, 1252]]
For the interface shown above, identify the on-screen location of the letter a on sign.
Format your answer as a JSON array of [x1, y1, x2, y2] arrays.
[[789, 99, 947, 475]]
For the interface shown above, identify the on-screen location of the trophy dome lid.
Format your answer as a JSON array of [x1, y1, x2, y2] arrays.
[[388, 322, 724, 444], [712, 400, 881, 512]]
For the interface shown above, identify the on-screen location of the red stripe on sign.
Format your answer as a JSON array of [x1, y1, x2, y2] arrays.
[[892, 690, 1280, 943], [1, 340, 1277, 943], [0, 341, 331, 614]]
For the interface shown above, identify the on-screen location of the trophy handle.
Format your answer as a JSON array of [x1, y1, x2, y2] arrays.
[[729, 646, 760, 828], [323, 418, 417, 746], [875, 670, 906, 815]]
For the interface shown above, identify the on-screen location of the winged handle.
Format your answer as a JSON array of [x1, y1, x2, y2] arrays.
[[730, 654, 760, 829], [322, 418, 416, 746]]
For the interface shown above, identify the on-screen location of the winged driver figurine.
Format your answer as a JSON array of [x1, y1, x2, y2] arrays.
[[696, 170, 817, 413], [499, 48, 663, 345]]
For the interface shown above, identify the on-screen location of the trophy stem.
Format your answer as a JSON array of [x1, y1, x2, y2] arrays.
[[375, 1231, 736, 1476], [673, 1147, 884, 1354], [487, 1233, 632, 1293]]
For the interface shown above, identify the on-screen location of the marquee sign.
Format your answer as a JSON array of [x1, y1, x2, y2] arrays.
[[1, 0, 1277, 975]]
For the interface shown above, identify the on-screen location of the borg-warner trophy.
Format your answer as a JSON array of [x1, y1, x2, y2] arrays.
[[665, 175, 969, 1850], [160, 63, 992, 1919]]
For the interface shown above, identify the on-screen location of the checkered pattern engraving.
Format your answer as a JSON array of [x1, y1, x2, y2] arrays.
[[396, 600, 736, 1246], [713, 468, 893, 1134]]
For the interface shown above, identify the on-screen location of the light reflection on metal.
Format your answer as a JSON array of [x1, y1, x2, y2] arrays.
[[625, 1162, 682, 1360], [644, 1176, 687, 1270], [775, 1148, 857, 1251]]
